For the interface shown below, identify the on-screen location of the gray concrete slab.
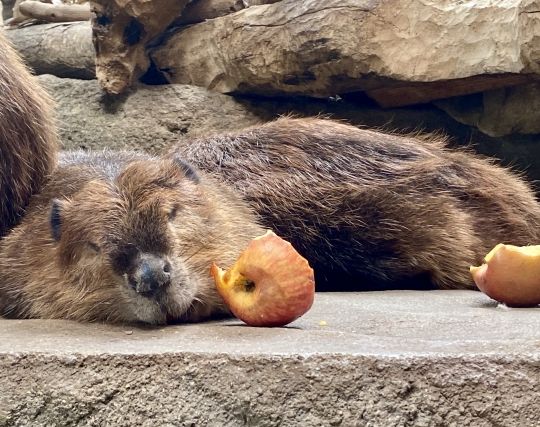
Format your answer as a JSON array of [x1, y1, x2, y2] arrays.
[[0, 290, 539, 426], [1, 290, 539, 357]]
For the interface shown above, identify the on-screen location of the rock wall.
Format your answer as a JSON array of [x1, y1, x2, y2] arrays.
[[38, 75, 262, 153], [151, 0, 540, 107], [436, 82, 540, 137], [37, 75, 540, 190]]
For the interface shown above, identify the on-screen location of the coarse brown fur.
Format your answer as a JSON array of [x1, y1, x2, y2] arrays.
[[0, 150, 263, 323], [172, 119, 540, 291], [0, 30, 58, 238], [1, 31, 540, 324]]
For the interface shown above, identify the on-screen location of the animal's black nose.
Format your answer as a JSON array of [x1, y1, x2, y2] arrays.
[[129, 254, 171, 296]]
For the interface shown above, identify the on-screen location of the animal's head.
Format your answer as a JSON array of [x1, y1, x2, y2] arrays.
[[48, 157, 260, 324]]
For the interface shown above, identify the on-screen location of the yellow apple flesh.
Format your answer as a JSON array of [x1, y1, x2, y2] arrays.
[[470, 243, 540, 307], [211, 230, 315, 327]]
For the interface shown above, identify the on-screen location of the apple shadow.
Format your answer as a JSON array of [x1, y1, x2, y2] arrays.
[[218, 323, 303, 330]]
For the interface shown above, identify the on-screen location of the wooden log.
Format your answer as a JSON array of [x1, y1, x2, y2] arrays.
[[18, 1, 92, 23], [174, 0, 243, 25], [88, 0, 281, 93], [4, 0, 29, 26], [5, 21, 95, 79], [151, 0, 540, 106], [90, 0, 191, 94], [174, 0, 280, 26]]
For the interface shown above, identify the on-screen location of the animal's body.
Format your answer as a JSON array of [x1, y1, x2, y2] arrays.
[[1, 30, 540, 324], [0, 30, 57, 238], [173, 121, 540, 292]]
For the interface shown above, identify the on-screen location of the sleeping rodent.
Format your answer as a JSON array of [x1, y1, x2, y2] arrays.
[[2, 30, 539, 324]]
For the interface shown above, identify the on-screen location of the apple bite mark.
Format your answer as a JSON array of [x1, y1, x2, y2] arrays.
[[470, 243, 540, 307], [211, 230, 315, 327]]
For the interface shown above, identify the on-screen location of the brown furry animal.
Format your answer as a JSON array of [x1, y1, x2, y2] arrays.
[[0, 30, 58, 238], [0, 150, 262, 322], [172, 120, 540, 292], [1, 31, 540, 324]]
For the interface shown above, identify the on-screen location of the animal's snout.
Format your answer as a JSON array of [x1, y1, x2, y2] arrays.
[[129, 253, 171, 296]]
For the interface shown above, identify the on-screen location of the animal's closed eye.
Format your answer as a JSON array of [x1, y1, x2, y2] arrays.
[[87, 242, 100, 253], [172, 157, 200, 184], [167, 204, 179, 221]]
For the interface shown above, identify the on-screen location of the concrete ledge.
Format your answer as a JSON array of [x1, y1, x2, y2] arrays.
[[0, 291, 539, 425]]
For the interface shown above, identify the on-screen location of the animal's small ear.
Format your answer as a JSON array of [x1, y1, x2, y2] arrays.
[[50, 199, 65, 241], [172, 157, 200, 184]]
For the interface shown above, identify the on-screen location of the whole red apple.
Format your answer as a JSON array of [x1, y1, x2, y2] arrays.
[[211, 230, 315, 327]]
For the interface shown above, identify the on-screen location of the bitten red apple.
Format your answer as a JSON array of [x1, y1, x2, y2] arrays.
[[211, 230, 315, 327], [470, 243, 540, 307]]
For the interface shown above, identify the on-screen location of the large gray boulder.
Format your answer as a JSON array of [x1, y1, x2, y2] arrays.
[[38, 75, 540, 188], [436, 83, 540, 137], [151, 0, 540, 106], [38, 75, 262, 153], [0, 291, 539, 425]]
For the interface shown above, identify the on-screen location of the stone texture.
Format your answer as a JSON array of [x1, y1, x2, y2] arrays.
[[1, 0, 13, 22], [174, 0, 281, 26], [151, 0, 540, 106], [436, 82, 540, 137], [0, 291, 539, 426], [38, 75, 262, 153], [38, 75, 540, 187]]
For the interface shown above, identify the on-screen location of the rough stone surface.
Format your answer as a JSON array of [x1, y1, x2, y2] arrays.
[[1, 0, 12, 22], [0, 291, 539, 426], [38, 75, 262, 153], [152, 0, 540, 106], [436, 82, 540, 137], [173, 0, 281, 26], [38, 75, 540, 186]]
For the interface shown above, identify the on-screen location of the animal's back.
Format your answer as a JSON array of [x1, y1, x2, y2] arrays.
[[0, 31, 58, 237], [172, 117, 540, 290]]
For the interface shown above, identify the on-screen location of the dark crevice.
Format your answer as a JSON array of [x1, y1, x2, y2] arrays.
[[140, 59, 169, 86]]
